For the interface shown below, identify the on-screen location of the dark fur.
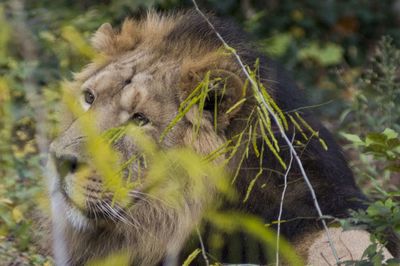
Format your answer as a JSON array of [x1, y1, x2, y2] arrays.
[[162, 11, 398, 264]]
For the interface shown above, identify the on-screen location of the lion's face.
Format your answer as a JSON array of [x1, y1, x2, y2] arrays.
[[49, 53, 188, 229], [48, 15, 245, 233]]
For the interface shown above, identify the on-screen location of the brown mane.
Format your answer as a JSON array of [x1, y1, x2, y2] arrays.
[[43, 10, 396, 266]]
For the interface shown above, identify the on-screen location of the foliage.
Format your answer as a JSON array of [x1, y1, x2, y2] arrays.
[[342, 241, 400, 266], [342, 37, 400, 133], [0, 4, 52, 264], [237, 0, 400, 117], [340, 37, 400, 265], [341, 37, 400, 196], [342, 129, 400, 174], [342, 128, 400, 254], [340, 198, 400, 266], [0, 0, 399, 265]]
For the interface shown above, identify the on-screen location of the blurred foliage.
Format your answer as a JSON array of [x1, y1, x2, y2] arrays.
[[342, 241, 400, 266], [0, 0, 399, 265], [341, 37, 400, 197], [341, 128, 400, 249], [341, 37, 400, 133], [342, 128, 400, 173], [340, 37, 400, 265]]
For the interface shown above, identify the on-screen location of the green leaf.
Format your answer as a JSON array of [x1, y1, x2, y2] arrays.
[[386, 164, 400, 172], [225, 98, 246, 114], [61, 26, 96, 59], [259, 33, 292, 57], [86, 250, 131, 266], [383, 128, 398, 139], [365, 144, 386, 154], [387, 138, 400, 149], [341, 133, 364, 145], [0, 5, 11, 61], [182, 248, 201, 266], [298, 42, 344, 66], [366, 133, 387, 146], [386, 258, 400, 266]]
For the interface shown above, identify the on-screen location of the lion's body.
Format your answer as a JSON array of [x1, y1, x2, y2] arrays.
[[45, 10, 396, 265]]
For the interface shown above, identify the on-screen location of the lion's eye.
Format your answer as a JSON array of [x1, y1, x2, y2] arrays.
[[131, 113, 149, 126], [84, 90, 95, 105]]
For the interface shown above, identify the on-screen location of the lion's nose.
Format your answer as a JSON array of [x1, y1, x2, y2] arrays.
[[55, 154, 79, 177]]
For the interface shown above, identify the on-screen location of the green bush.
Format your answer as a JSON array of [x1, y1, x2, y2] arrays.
[[340, 36, 400, 265]]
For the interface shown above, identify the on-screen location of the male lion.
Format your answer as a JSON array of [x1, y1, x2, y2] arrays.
[[46, 10, 395, 265]]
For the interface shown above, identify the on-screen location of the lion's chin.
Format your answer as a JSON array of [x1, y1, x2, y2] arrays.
[[59, 181, 132, 231], [58, 190, 110, 231], [64, 200, 124, 232], [55, 169, 139, 231], [55, 181, 97, 231], [65, 202, 93, 231]]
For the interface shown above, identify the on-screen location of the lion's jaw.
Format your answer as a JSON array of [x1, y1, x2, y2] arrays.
[[47, 142, 203, 265]]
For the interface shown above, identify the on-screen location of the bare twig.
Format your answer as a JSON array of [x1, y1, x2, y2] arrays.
[[196, 227, 210, 266], [321, 252, 334, 266], [276, 129, 295, 266], [191, 1, 340, 264]]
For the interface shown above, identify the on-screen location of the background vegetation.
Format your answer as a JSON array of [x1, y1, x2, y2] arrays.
[[0, 0, 399, 265]]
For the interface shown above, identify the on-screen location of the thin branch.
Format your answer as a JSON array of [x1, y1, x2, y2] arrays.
[[196, 227, 210, 266], [276, 129, 295, 266], [191, 1, 340, 264]]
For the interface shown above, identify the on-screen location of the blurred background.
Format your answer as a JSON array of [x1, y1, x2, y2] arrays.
[[0, 0, 399, 264]]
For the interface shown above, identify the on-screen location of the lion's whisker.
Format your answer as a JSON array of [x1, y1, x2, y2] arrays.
[[99, 203, 117, 224], [129, 191, 153, 205], [104, 202, 137, 228], [129, 190, 170, 206]]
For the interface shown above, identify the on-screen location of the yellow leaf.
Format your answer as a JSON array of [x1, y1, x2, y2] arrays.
[[0, 226, 8, 237], [43, 261, 52, 266], [86, 250, 130, 266], [12, 207, 23, 223], [182, 248, 201, 266], [0, 198, 13, 205], [61, 26, 96, 59]]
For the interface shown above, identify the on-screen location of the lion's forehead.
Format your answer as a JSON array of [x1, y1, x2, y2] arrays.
[[81, 65, 128, 95], [84, 50, 178, 93]]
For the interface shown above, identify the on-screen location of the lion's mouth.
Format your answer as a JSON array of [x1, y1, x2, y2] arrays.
[[51, 152, 145, 226], [59, 173, 147, 229], [58, 182, 137, 228]]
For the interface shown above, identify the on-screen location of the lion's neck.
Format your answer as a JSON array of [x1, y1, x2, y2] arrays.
[[50, 195, 200, 266]]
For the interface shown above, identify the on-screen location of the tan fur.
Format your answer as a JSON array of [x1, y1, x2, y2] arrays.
[[90, 13, 180, 57], [45, 11, 247, 266]]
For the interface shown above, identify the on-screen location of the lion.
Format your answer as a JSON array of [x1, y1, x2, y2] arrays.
[[45, 10, 396, 265]]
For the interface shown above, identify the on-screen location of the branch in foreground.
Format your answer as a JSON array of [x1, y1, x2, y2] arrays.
[[191, 1, 340, 264], [276, 129, 295, 266]]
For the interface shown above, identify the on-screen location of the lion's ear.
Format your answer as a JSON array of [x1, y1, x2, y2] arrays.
[[91, 19, 140, 55], [91, 23, 115, 53], [180, 61, 246, 129]]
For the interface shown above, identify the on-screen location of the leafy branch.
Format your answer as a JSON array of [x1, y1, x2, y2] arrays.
[[191, 0, 341, 263]]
